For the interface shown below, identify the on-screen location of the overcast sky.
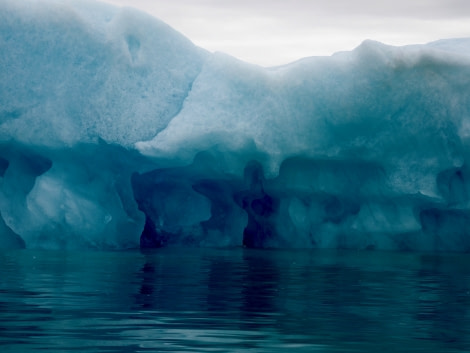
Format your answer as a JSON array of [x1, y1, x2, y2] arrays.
[[102, 0, 470, 66]]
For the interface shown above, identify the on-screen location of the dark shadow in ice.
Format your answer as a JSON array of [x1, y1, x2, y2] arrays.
[[420, 208, 470, 252], [234, 161, 279, 248], [436, 165, 469, 206], [140, 216, 170, 249], [0, 156, 9, 177]]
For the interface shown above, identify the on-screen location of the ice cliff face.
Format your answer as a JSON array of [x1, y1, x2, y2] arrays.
[[1, 0, 470, 251]]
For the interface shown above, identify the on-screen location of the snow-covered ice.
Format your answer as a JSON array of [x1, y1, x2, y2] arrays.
[[1, 0, 469, 251]]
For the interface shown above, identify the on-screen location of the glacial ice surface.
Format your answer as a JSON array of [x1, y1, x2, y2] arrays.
[[1, 0, 470, 251]]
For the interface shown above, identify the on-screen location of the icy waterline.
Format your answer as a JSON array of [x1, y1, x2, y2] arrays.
[[1, 0, 470, 251]]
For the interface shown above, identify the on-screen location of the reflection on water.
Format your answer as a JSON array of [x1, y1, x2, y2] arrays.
[[1, 248, 470, 352]]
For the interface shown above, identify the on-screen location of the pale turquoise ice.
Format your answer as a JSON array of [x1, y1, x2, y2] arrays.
[[0, 0, 469, 251]]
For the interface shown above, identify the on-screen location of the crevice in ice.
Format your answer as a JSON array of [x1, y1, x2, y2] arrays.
[[234, 161, 280, 248], [140, 215, 170, 248]]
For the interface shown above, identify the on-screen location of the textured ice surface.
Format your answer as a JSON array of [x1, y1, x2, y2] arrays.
[[1, 0, 469, 251]]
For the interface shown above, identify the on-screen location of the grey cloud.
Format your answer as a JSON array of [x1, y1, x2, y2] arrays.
[[200, 0, 470, 19], [105, 0, 470, 22]]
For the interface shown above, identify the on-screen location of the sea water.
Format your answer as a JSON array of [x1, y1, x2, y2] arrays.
[[1, 248, 470, 352]]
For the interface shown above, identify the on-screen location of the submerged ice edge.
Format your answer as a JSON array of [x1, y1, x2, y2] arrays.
[[0, 0, 469, 251]]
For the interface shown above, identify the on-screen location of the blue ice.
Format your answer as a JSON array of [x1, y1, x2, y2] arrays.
[[1, 0, 470, 251]]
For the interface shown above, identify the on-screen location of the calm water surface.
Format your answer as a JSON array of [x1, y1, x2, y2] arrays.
[[1, 248, 470, 352]]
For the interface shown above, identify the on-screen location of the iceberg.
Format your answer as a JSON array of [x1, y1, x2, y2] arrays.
[[1, 0, 469, 251]]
